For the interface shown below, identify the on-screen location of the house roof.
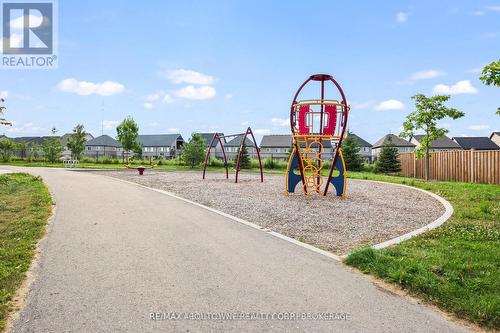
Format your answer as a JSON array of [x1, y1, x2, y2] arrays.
[[85, 135, 120, 147], [412, 135, 461, 149], [196, 133, 225, 147], [11, 136, 56, 144], [372, 134, 415, 148], [260, 135, 292, 147], [452, 137, 500, 150], [59, 133, 94, 147], [349, 133, 371, 147], [137, 134, 184, 147], [490, 132, 500, 139], [225, 135, 255, 147]]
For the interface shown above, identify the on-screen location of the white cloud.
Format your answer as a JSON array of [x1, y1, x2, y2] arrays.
[[102, 120, 119, 130], [486, 6, 500, 12], [143, 102, 154, 110], [374, 99, 405, 111], [162, 94, 174, 103], [396, 12, 408, 23], [472, 10, 485, 16], [6, 121, 44, 134], [271, 117, 290, 126], [350, 100, 375, 109], [0, 90, 8, 99], [468, 124, 490, 130], [254, 128, 270, 135], [146, 92, 162, 101], [162, 69, 215, 85], [173, 85, 216, 100], [166, 127, 180, 133], [409, 70, 446, 80], [432, 80, 478, 95], [57, 78, 125, 96]]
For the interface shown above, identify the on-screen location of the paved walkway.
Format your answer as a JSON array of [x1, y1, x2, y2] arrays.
[[2, 167, 470, 332]]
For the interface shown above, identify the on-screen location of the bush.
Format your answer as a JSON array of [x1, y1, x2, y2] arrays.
[[209, 157, 225, 168]]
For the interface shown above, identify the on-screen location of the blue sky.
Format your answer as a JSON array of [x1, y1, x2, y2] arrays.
[[1, 0, 499, 144]]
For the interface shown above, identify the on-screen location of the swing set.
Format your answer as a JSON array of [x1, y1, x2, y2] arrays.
[[202, 127, 264, 183]]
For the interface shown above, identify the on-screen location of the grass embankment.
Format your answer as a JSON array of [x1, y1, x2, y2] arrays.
[[0, 173, 52, 331], [344, 173, 500, 330]]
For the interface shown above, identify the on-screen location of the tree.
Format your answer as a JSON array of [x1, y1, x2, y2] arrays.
[[116, 117, 140, 162], [238, 142, 251, 169], [341, 130, 364, 171], [181, 133, 206, 168], [41, 127, 63, 163], [374, 137, 401, 174], [479, 59, 500, 115], [16, 141, 28, 159], [67, 124, 87, 160], [0, 138, 16, 162], [0, 98, 12, 126], [400, 94, 464, 181]]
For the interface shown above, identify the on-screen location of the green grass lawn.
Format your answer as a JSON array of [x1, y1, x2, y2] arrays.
[[0, 173, 52, 331], [343, 173, 500, 330]]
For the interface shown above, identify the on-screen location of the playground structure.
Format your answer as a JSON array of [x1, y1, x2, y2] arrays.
[[286, 73, 350, 197], [202, 127, 263, 183]]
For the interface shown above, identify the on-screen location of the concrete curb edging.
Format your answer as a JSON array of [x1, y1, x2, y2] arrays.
[[357, 179, 454, 250], [98, 173, 453, 261]]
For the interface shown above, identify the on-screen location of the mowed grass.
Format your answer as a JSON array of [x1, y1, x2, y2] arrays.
[[344, 173, 500, 330], [0, 173, 52, 331]]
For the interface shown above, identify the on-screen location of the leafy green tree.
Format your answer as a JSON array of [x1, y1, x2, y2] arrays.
[[181, 133, 206, 168], [479, 59, 500, 115], [238, 143, 251, 169], [341, 130, 364, 171], [0, 138, 16, 162], [67, 124, 87, 160], [374, 137, 401, 174], [400, 94, 464, 181], [42, 127, 63, 163], [16, 141, 28, 159], [0, 98, 11, 126], [116, 117, 140, 162]]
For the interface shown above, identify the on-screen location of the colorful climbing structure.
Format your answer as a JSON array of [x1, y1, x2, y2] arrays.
[[285, 74, 350, 197]]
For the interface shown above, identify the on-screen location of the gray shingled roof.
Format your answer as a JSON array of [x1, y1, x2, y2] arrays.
[[196, 133, 225, 147], [350, 133, 371, 147], [372, 134, 415, 148], [85, 135, 120, 147], [260, 135, 292, 147], [137, 134, 184, 147], [413, 135, 461, 149], [452, 137, 499, 150], [225, 135, 255, 147], [11, 136, 56, 144], [59, 133, 94, 147]]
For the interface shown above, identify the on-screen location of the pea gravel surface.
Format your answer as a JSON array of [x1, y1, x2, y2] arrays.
[[87, 170, 445, 255]]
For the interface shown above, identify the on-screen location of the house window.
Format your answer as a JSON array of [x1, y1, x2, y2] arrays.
[[276, 149, 279, 153], [159, 147, 164, 152], [267, 148, 271, 152], [87, 146, 91, 151]]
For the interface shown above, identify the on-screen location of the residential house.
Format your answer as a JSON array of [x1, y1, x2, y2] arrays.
[[452, 137, 500, 150], [196, 132, 226, 159], [490, 132, 500, 147], [259, 135, 292, 161], [137, 134, 184, 159], [409, 135, 461, 152], [349, 133, 372, 163], [59, 132, 94, 159], [371, 134, 415, 161], [84, 134, 121, 158], [11, 136, 52, 158], [224, 135, 258, 159]]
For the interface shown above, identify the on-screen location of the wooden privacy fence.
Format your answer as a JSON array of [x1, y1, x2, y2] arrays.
[[399, 150, 500, 185]]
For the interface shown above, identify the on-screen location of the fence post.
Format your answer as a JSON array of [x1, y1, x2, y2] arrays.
[[470, 150, 474, 183]]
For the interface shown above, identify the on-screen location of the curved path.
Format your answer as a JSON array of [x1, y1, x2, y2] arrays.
[[2, 167, 469, 333]]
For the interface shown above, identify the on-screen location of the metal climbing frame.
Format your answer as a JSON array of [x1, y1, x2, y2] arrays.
[[202, 127, 264, 183], [286, 74, 350, 197]]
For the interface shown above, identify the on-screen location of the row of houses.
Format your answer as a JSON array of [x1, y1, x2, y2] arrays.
[[2, 131, 499, 162]]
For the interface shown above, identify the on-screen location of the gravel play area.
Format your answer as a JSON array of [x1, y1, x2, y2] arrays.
[[86, 170, 445, 255]]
